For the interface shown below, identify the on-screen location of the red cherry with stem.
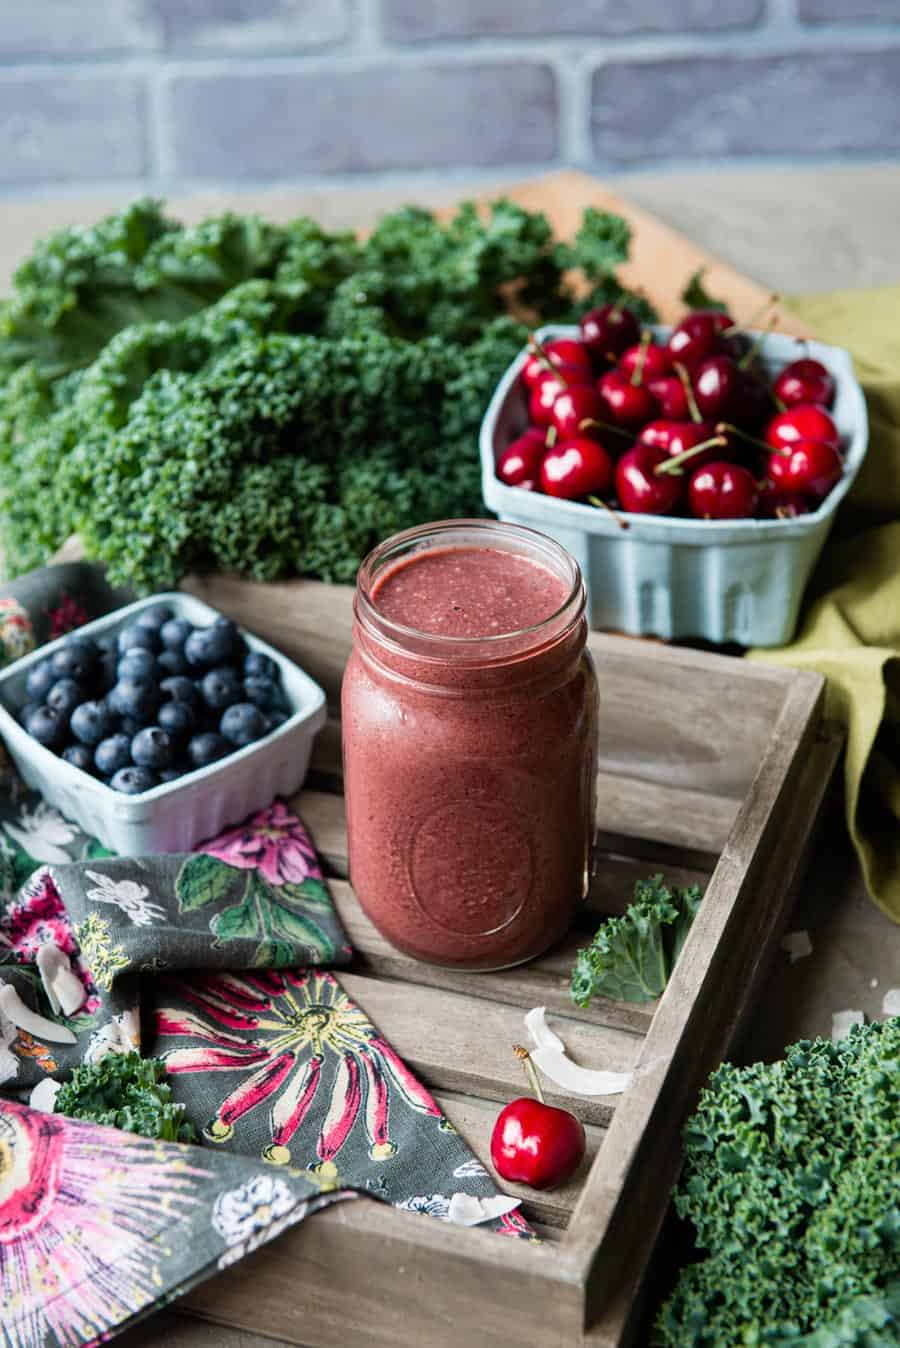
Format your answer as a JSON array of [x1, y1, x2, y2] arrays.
[[757, 483, 810, 519], [773, 357, 835, 409], [615, 443, 684, 515], [618, 340, 671, 383], [646, 373, 690, 420], [579, 303, 641, 362], [550, 383, 604, 439], [767, 437, 842, 503], [528, 372, 567, 427], [730, 369, 775, 431], [540, 437, 613, 499], [765, 404, 840, 454], [597, 370, 658, 431], [693, 355, 740, 420], [497, 427, 547, 487], [490, 1047, 586, 1190], [521, 338, 592, 391], [667, 310, 734, 371], [688, 462, 759, 519], [639, 418, 717, 455]]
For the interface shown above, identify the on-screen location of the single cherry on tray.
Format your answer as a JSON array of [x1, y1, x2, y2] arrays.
[[639, 419, 723, 468], [597, 370, 658, 431], [528, 371, 568, 427], [773, 357, 835, 409], [491, 1046, 586, 1190], [540, 437, 613, 500], [615, 443, 684, 515], [688, 462, 760, 520], [521, 338, 592, 391], [497, 428, 547, 487], [550, 383, 604, 439], [666, 309, 734, 371], [618, 340, 671, 383], [765, 404, 840, 454], [767, 437, 842, 503], [579, 303, 640, 361], [646, 373, 690, 420]]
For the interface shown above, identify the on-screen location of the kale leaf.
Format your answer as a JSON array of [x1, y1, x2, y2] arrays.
[[680, 266, 729, 314], [570, 874, 702, 1005], [54, 1051, 197, 1144]]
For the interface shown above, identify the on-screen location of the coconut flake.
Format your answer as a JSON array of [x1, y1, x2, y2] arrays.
[[36, 942, 86, 1017], [882, 988, 900, 1017], [0, 981, 77, 1044], [831, 1009, 864, 1043], [525, 1006, 631, 1097], [447, 1194, 521, 1227], [29, 1077, 61, 1113], [780, 930, 813, 964]]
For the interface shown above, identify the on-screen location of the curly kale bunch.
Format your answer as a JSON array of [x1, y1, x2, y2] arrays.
[[655, 1017, 900, 1347], [55, 1051, 197, 1144], [0, 196, 654, 588]]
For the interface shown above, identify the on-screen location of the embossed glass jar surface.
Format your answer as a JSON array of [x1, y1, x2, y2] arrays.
[[341, 520, 597, 971]]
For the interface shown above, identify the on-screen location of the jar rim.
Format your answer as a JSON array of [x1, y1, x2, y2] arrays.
[[354, 519, 585, 662]]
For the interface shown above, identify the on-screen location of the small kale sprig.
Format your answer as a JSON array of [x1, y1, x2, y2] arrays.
[[54, 1051, 197, 1143], [679, 266, 729, 313], [570, 874, 702, 1006]]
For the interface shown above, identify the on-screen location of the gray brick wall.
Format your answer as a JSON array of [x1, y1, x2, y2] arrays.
[[0, 0, 898, 195]]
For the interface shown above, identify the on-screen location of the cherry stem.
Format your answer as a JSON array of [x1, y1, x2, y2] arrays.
[[738, 317, 779, 372], [545, 425, 558, 449], [528, 335, 568, 390], [673, 362, 703, 423], [578, 416, 632, 442], [724, 293, 780, 337], [513, 1044, 545, 1103], [716, 421, 791, 457], [655, 435, 727, 476], [631, 329, 651, 387], [588, 495, 630, 530]]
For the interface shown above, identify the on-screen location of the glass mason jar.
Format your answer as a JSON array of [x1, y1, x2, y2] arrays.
[[341, 520, 598, 971]]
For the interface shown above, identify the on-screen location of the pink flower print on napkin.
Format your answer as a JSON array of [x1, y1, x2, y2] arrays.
[[200, 801, 321, 888]]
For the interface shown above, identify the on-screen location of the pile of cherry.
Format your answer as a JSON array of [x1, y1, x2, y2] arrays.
[[496, 302, 844, 521]]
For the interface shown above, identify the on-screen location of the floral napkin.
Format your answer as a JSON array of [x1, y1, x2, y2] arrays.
[[0, 561, 531, 1348]]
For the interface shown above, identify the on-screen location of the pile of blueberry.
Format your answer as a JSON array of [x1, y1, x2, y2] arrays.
[[17, 604, 291, 794]]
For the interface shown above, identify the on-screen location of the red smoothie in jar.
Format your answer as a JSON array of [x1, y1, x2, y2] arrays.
[[342, 520, 597, 971]]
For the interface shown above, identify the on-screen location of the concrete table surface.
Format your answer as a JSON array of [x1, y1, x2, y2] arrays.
[[2, 165, 899, 1348]]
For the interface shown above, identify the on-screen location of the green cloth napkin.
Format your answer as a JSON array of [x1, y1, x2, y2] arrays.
[[748, 283, 900, 924]]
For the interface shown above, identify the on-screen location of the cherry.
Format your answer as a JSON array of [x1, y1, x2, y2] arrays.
[[540, 437, 612, 499], [667, 309, 734, 370], [767, 437, 842, 503], [758, 483, 810, 519], [528, 372, 567, 427], [693, 355, 740, 420], [618, 341, 671, 383], [579, 303, 640, 361], [639, 419, 720, 467], [765, 404, 840, 454], [521, 338, 592, 391], [773, 357, 835, 409], [688, 462, 759, 520], [496, 428, 547, 487], [550, 383, 604, 439], [597, 370, 658, 431], [490, 1046, 585, 1191], [646, 373, 690, 420], [615, 443, 684, 515]]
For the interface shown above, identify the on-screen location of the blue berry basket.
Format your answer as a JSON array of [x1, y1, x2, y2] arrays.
[[480, 325, 869, 646], [0, 592, 327, 856]]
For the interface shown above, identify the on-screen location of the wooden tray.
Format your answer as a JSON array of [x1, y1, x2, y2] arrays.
[[180, 575, 842, 1348]]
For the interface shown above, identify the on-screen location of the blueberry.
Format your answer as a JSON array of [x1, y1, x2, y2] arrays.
[[184, 625, 234, 669], [131, 726, 175, 771], [95, 733, 132, 777], [263, 709, 288, 735], [118, 649, 159, 681], [160, 676, 200, 709], [187, 732, 231, 769], [25, 660, 57, 702], [118, 715, 143, 738], [135, 604, 174, 633], [157, 648, 188, 677], [62, 743, 95, 773], [110, 678, 160, 723], [110, 766, 157, 795], [158, 700, 195, 741], [117, 622, 160, 655], [159, 765, 188, 783], [99, 648, 119, 690], [96, 635, 115, 654], [51, 640, 99, 683], [213, 616, 245, 656], [201, 666, 242, 711], [18, 699, 40, 727], [244, 650, 279, 680], [47, 678, 88, 721], [243, 675, 279, 711], [26, 704, 68, 749], [220, 703, 266, 748], [70, 700, 114, 747], [160, 617, 194, 651]]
